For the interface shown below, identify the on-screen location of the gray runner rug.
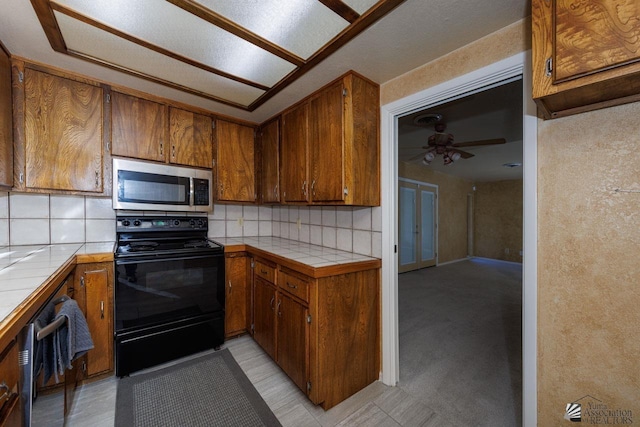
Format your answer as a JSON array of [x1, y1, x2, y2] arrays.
[[115, 349, 281, 426]]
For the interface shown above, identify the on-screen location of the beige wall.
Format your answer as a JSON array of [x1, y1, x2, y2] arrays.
[[474, 179, 523, 262], [399, 161, 473, 264], [384, 16, 640, 425]]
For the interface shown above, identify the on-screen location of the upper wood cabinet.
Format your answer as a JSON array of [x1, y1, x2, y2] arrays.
[[0, 43, 12, 189], [533, 0, 640, 119], [111, 91, 167, 162], [280, 72, 379, 206], [259, 118, 280, 203], [214, 119, 256, 202], [21, 68, 103, 192], [169, 107, 213, 169], [280, 102, 309, 203]]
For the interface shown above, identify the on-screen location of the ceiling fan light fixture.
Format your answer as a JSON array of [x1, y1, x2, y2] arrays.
[[449, 151, 461, 162], [422, 151, 435, 165]]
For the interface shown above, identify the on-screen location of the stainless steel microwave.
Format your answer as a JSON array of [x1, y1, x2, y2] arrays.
[[112, 158, 212, 212]]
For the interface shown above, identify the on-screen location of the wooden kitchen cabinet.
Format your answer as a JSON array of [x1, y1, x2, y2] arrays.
[[309, 72, 379, 205], [214, 119, 256, 202], [279, 71, 379, 206], [253, 276, 277, 360], [532, 0, 640, 119], [280, 102, 309, 203], [20, 67, 104, 192], [72, 262, 114, 378], [169, 107, 213, 168], [251, 253, 380, 409], [0, 42, 12, 190], [276, 286, 308, 393], [111, 91, 167, 162], [259, 118, 280, 203], [224, 253, 249, 338], [0, 340, 22, 427]]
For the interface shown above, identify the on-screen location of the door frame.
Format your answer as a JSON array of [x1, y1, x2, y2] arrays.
[[398, 177, 438, 272], [380, 51, 538, 427]]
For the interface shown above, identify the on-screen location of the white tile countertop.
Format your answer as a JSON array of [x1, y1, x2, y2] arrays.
[[212, 236, 380, 268], [0, 242, 115, 326]]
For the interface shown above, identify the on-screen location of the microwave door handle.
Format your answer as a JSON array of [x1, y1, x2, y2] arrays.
[[189, 177, 195, 206]]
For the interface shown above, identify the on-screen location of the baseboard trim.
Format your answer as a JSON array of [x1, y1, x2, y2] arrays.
[[470, 256, 523, 266], [436, 257, 469, 266]]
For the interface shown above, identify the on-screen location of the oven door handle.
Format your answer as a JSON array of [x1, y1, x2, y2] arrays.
[[115, 254, 223, 265]]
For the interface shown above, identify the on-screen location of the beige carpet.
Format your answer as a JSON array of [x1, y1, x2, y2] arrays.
[[398, 258, 522, 427]]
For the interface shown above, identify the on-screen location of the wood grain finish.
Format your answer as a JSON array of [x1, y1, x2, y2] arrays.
[[276, 292, 308, 393], [281, 102, 309, 203], [253, 276, 277, 359], [225, 254, 249, 338], [111, 91, 167, 162], [74, 263, 114, 377], [279, 269, 309, 303], [169, 107, 212, 168], [0, 43, 12, 189], [215, 119, 256, 202], [554, 0, 640, 82], [311, 269, 380, 409], [24, 68, 103, 192], [533, 0, 640, 118], [260, 118, 280, 203], [310, 81, 344, 202]]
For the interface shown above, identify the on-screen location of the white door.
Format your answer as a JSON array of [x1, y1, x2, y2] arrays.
[[398, 180, 437, 272]]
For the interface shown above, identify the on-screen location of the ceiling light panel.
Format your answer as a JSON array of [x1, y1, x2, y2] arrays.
[[55, 12, 265, 106], [53, 0, 295, 87], [341, 0, 380, 14], [197, 0, 350, 59]]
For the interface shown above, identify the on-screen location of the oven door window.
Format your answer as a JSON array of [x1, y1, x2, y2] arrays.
[[115, 255, 224, 332], [117, 170, 190, 205]]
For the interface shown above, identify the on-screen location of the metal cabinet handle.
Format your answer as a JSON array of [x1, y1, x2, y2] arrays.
[[302, 180, 307, 197], [160, 142, 164, 156], [311, 179, 316, 196], [95, 170, 100, 188], [260, 268, 268, 275], [172, 145, 176, 158], [277, 300, 282, 317], [274, 185, 278, 197], [100, 301, 104, 319], [0, 382, 9, 402], [228, 280, 232, 294], [270, 296, 274, 311], [286, 282, 298, 289]]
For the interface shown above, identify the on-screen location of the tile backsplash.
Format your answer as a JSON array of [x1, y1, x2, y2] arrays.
[[0, 192, 382, 258]]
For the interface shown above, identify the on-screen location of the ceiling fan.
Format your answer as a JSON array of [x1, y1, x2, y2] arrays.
[[407, 113, 506, 165]]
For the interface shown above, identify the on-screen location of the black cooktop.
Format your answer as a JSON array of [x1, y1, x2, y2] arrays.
[[115, 216, 223, 257]]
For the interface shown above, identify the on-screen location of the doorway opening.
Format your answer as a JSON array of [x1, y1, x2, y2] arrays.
[[380, 52, 538, 426]]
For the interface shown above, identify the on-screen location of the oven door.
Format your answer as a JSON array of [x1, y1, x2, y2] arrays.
[[114, 253, 224, 334]]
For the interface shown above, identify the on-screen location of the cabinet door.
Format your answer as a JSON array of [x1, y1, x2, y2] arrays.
[[260, 118, 280, 203], [215, 120, 256, 202], [281, 103, 309, 202], [111, 91, 167, 162], [276, 292, 308, 393], [75, 263, 113, 377], [309, 81, 344, 203], [253, 277, 276, 359], [24, 69, 103, 192], [225, 255, 248, 338], [169, 107, 212, 168], [0, 45, 12, 189]]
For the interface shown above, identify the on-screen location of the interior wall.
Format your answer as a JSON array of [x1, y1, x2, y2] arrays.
[[399, 161, 473, 263], [383, 14, 639, 425], [473, 179, 523, 262], [537, 102, 640, 425]]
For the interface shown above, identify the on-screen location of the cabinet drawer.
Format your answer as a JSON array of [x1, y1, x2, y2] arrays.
[[254, 261, 275, 283], [0, 341, 19, 407], [279, 270, 309, 303]]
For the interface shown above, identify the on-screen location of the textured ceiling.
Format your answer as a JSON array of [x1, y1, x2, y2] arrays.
[[0, 0, 529, 123]]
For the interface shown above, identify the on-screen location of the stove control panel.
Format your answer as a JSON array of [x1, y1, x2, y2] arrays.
[[117, 216, 207, 232]]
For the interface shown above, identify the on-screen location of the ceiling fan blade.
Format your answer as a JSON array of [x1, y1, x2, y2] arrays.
[[456, 149, 475, 159], [452, 138, 506, 147], [407, 151, 428, 161]]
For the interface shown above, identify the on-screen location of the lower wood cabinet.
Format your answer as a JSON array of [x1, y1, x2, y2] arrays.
[[224, 253, 249, 338], [71, 262, 114, 379], [251, 256, 380, 410], [0, 340, 21, 427]]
